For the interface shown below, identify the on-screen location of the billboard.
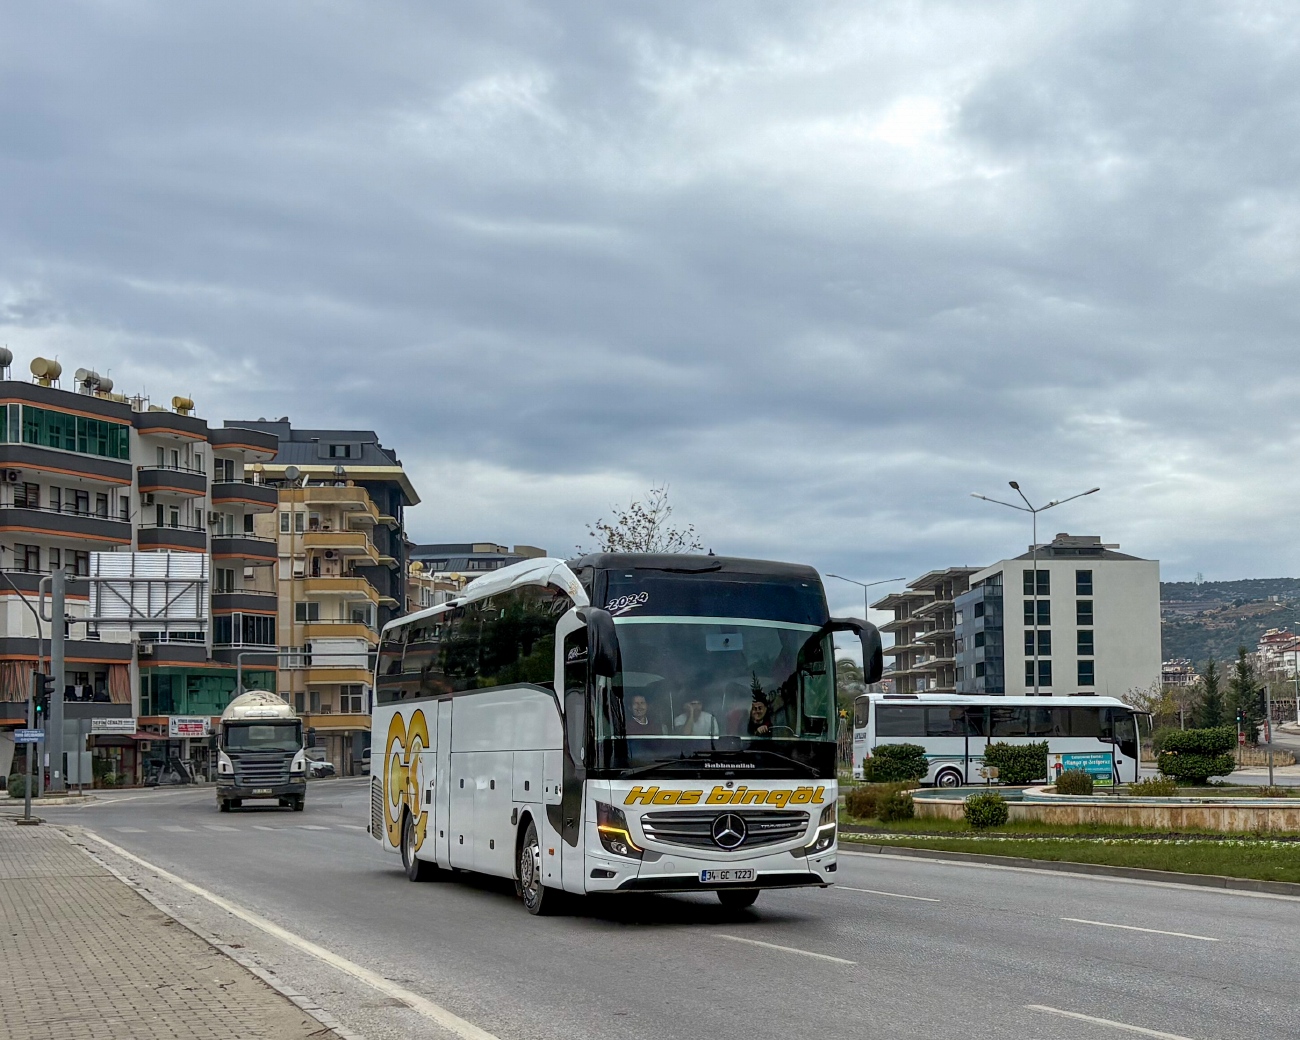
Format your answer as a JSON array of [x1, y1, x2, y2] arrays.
[[89, 552, 209, 634], [169, 716, 210, 739]]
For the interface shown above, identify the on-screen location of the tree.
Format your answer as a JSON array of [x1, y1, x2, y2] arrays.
[[1228, 646, 1263, 744], [1197, 655, 1225, 728], [835, 658, 864, 717], [580, 484, 703, 555], [1122, 680, 1177, 729]]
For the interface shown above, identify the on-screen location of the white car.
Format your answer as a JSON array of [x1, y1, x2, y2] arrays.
[[307, 760, 336, 778]]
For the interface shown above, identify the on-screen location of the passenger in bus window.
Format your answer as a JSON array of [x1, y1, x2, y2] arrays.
[[747, 696, 773, 737], [626, 694, 661, 735], [675, 697, 718, 736]]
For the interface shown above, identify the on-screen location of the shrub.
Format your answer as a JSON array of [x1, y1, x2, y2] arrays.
[[1128, 775, 1178, 796], [1054, 769, 1094, 795], [863, 743, 929, 783], [982, 741, 1049, 785], [843, 782, 915, 820], [7, 774, 34, 799], [1260, 786, 1289, 799], [1158, 727, 1236, 784], [877, 791, 915, 822], [1150, 727, 1180, 755], [963, 791, 1009, 829]]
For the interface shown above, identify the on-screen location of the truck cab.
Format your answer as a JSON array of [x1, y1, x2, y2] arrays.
[[216, 690, 307, 812]]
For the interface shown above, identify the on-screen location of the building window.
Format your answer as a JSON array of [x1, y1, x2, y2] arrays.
[[1025, 660, 1053, 687], [1077, 599, 1093, 626], [975, 662, 985, 678], [973, 601, 984, 618], [14, 482, 39, 508], [328, 444, 352, 458], [974, 631, 985, 648], [309, 691, 321, 713], [1022, 568, 1049, 595], [1078, 660, 1095, 686], [215, 568, 235, 593], [14, 543, 40, 572], [295, 511, 304, 534], [1077, 630, 1094, 656], [49, 548, 60, 571], [1024, 599, 1050, 625], [280, 511, 290, 533], [294, 602, 320, 622], [1076, 569, 1093, 595], [95, 493, 109, 517], [1024, 630, 1051, 656], [72, 550, 89, 576], [119, 495, 129, 520], [955, 667, 964, 682], [20, 405, 130, 460], [341, 685, 365, 713]]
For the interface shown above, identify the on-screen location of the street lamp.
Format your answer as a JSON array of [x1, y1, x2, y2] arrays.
[[826, 574, 907, 626], [970, 483, 1100, 697]]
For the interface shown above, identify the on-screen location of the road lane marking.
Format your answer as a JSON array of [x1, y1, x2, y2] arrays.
[[81, 831, 503, 1040], [252, 825, 276, 831], [203, 825, 237, 832], [1060, 918, 1219, 942], [838, 886, 940, 902], [1026, 1005, 1197, 1039], [713, 933, 855, 965], [113, 827, 146, 833], [299, 824, 329, 830], [159, 825, 194, 832]]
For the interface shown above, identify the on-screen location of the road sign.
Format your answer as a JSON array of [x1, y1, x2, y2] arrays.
[[169, 716, 210, 738], [1049, 751, 1114, 787], [15, 728, 44, 744]]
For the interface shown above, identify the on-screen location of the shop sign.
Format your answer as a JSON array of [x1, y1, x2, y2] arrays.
[[169, 716, 210, 739], [91, 717, 137, 735]]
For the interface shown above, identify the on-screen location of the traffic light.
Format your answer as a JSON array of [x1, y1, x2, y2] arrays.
[[33, 673, 55, 721]]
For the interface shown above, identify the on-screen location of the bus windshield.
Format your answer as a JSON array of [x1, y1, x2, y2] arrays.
[[223, 722, 302, 752], [592, 617, 836, 778]]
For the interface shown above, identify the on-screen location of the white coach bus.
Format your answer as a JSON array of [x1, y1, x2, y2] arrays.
[[369, 553, 881, 915], [851, 693, 1148, 787]]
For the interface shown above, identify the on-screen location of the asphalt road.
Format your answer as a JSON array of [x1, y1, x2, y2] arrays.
[[21, 780, 1300, 1040]]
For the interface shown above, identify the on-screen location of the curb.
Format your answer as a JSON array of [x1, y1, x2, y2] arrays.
[[841, 838, 1300, 896], [61, 826, 365, 1040]]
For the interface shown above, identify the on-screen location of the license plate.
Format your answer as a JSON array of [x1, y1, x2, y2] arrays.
[[700, 868, 755, 883], [253, 788, 272, 795]]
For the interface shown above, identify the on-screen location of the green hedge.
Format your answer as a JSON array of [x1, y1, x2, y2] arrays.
[[877, 791, 915, 822], [1129, 775, 1178, 796], [7, 774, 35, 799], [1158, 728, 1236, 784], [844, 782, 915, 819], [1054, 769, 1094, 795], [982, 741, 1049, 785], [863, 743, 929, 783], [963, 792, 1009, 829]]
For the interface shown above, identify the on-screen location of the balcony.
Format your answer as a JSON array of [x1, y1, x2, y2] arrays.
[[300, 619, 378, 643], [211, 480, 278, 512], [0, 443, 131, 485], [298, 711, 371, 731], [137, 465, 208, 498], [208, 425, 278, 458], [300, 666, 373, 685], [302, 530, 379, 565], [300, 576, 379, 603], [0, 505, 132, 546], [297, 486, 380, 525], [211, 589, 278, 613], [211, 535, 277, 564], [137, 524, 205, 552]]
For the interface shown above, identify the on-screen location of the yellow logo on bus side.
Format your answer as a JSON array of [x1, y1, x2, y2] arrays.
[[623, 785, 828, 809], [384, 709, 429, 849]]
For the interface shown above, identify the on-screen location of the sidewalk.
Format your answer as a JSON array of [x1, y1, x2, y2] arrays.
[[0, 824, 346, 1040]]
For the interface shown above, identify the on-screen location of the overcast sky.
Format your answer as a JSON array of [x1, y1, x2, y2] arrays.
[[4, 2, 1299, 620]]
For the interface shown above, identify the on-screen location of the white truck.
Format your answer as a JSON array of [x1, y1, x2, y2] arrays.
[[216, 690, 308, 812]]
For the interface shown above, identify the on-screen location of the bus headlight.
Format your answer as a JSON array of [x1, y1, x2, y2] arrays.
[[596, 802, 643, 859], [806, 804, 836, 855]]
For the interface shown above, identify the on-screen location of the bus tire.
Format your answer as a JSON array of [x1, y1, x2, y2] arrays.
[[934, 767, 963, 788], [402, 811, 436, 882], [517, 819, 563, 916], [717, 889, 759, 909]]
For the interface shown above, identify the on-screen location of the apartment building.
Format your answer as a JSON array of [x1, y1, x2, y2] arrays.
[[954, 533, 1160, 697], [0, 355, 279, 785], [872, 568, 978, 694], [237, 421, 420, 776], [408, 542, 547, 584]]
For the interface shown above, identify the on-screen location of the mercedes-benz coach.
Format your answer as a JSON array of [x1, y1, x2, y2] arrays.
[[369, 553, 881, 914]]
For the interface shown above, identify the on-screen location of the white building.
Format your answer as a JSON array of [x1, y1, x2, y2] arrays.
[[954, 533, 1161, 698]]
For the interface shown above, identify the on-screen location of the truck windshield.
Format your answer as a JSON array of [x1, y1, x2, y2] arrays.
[[224, 723, 301, 752], [591, 617, 836, 778]]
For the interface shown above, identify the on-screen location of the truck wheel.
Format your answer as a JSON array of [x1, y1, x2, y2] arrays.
[[402, 811, 436, 881], [218, 799, 230, 813], [517, 820, 564, 915], [292, 796, 305, 812], [229, 799, 242, 809], [717, 889, 759, 909]]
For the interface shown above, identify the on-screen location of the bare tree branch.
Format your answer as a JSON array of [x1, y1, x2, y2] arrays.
[[578, 484, 704, 555]]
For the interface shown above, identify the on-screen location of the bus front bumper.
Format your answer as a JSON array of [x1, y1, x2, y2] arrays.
[[586, 844, 837, 894]]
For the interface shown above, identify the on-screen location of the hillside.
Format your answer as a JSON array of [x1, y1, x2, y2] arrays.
[[1161, 578, 1300, 667]]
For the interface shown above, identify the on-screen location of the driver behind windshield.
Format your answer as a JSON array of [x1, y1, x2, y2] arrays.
[[747, 695, 773, 737]]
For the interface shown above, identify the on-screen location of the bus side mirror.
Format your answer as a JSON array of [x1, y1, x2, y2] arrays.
[[829, 618, 883, 685], [582, 608, 620, 678]]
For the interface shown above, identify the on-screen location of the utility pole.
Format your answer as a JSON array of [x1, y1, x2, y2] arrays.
[[47, 568, 67, 793]]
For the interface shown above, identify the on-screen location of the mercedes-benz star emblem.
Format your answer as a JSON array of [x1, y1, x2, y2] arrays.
[[711, 813, 747, 850]]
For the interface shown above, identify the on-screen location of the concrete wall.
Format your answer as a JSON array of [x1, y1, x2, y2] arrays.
[[915, 794, 1300, 832]]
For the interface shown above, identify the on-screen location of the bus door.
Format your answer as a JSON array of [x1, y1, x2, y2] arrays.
[[1109, 710, 1140, 783], [964, 706, 988, 783], [852, 696, 870, 779]]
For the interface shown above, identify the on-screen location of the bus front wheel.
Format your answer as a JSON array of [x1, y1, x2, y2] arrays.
[[517, 820, 563, 916], [717, 889, 759, 909], [402, 811, 436, 882], [935, 768, 963, 788]]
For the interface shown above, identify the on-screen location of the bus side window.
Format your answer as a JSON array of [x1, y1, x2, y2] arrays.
[[965, 707, 988, 736], [990, 707, 1029, 737], [1070, 708, 1102, 738], [853, 697, 869, 730]]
